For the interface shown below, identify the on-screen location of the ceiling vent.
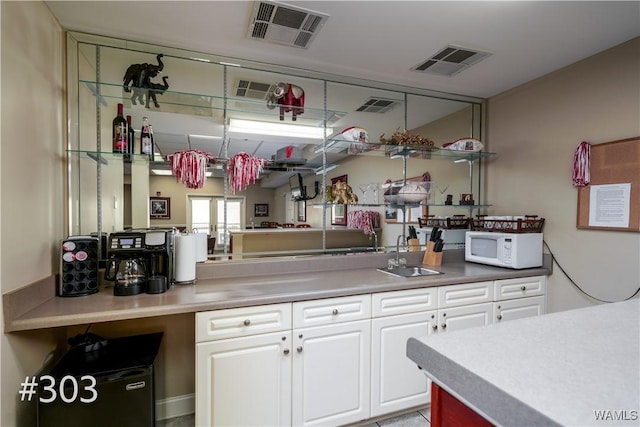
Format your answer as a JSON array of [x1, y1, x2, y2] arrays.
[[412, 45, 492, 77], [356, 98, 400, 114], [248, 1, 329, 49], [235, 79, 275, 99]]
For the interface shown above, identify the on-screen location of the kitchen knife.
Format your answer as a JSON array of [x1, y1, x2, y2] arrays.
[[430, 226, 439, 242], [434, 239, 444, 252]]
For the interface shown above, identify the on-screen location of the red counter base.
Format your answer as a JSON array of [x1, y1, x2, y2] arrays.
[[431, 383, 494, 427]]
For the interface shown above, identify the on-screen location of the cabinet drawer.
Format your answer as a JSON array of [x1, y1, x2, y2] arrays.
[[372, 288, 437, 317], [196, 303, 292, 342], [293, 295, 371, 328], [438, 282, 493, 308], [494, 276, 546, 301]]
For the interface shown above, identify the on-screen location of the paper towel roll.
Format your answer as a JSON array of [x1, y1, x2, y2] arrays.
[[195, 232, 208, 263], [175, 233, 196, 283]]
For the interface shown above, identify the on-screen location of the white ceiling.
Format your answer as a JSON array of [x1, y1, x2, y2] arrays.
[[45, 1, 640, 98], [46, 1, 640, 186]]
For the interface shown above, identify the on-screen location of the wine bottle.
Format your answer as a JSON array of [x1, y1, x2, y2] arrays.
[[125, 115, 135, 162], [140, 116, 154, 159], [112, 103, 128, 153]]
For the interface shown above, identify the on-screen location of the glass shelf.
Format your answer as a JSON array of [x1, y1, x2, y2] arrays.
[[80, 80, 345, 124], [315, 140, 495, 162], [67, 149, 152, 164]]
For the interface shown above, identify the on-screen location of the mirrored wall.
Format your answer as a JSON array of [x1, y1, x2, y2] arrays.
[[66, 32, 488, 261]]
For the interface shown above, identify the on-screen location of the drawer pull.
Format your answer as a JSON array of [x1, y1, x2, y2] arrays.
[[243, 319, 251, 326], [332, 309, 339, 315], [283, 348, 290, 355], [441, 323, 447, 329], [497, 314, 503, 320], [432, 324, 438, 330], [297, 346, 303, 353], [521, 286, 527, 291]]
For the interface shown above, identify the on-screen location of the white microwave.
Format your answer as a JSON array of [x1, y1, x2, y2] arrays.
[[465, 231, 543, 269]]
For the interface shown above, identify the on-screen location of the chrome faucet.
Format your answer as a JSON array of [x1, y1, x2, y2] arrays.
[[388, 234, 406, 269]]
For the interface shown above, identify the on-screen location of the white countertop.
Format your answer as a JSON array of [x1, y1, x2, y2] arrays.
[[407, 299, 640, 426]]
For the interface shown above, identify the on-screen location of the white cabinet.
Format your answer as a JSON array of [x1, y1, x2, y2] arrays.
[[493, 276, 547, 323], [436, 281, 493, 332], [494, 296, 546, 322], [436, 302, 494, 332], [292, 296, 371, 426], [195, 276, 547, 426], [196, 331, 292, 426], [371, 288, 436, 417], [195, 303, 292, 427]]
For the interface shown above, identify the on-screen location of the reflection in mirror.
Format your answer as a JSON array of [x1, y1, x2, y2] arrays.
[[68, 33, 486, 263]]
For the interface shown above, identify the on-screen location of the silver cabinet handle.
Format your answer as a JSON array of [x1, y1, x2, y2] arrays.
[[497, 314, 503, 320], [432, 324, 438, 330], [332, 309, 339, 315], [297, 346, 303, 353], [441, 323, 447, 329], [243, 319, 251, 326], [521, 285, 527, 291], [283, 348, 290, 355]]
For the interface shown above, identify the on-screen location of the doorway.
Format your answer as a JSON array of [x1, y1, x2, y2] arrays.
[[188, 196, 244, 252]]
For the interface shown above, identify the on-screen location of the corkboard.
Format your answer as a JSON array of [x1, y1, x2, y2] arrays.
[[576, 137, 640, 232]]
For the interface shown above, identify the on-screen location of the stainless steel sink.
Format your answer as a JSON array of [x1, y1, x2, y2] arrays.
[[377, 266, 443, 278]]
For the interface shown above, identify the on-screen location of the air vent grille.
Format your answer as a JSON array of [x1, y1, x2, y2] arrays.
[[356, 98, 400, 114], [235, 80, 275, 99], [412, 45, 492, 77], [247, 1, 329, 49]]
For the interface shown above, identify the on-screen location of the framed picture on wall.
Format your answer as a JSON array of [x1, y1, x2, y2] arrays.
[[255, 203, 269, 217], [150, 197, 171, 219]]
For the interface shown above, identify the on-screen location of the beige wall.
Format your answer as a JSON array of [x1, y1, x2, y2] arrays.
[[487, 37, 640, 312], [1, 2, 66, 425]]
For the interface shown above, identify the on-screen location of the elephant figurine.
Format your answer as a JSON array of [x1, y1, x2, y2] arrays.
[[130, 76, 169, 108], [266, 82, 305, 121], [123, 54, 165, 93]]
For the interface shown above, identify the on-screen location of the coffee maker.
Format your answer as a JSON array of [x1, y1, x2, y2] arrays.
[[105, 232, 149, 296], [104, 229, 176, 296]]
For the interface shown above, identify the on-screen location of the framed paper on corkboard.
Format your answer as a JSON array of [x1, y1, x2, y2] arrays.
[[576, 136, 640, 232]]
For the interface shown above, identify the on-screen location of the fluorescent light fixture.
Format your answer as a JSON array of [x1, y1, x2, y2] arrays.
[[315, 164, 338, 175], [189, 134, 222, 140], [229, 119, 331, 139]]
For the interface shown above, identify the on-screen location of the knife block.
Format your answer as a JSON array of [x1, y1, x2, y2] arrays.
[[407, 238, 421, 252], [422, 241, 443, 266]]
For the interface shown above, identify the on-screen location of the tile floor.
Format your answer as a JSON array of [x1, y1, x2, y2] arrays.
[[157, 407, 430, 427]]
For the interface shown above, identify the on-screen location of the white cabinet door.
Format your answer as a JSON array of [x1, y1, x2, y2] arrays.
[[371, 310, 435, 417], [437, 303, 493, 333], [196, 331, 292, 427], [292, 320, 371, 426], [494, 296, 546, 323]]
